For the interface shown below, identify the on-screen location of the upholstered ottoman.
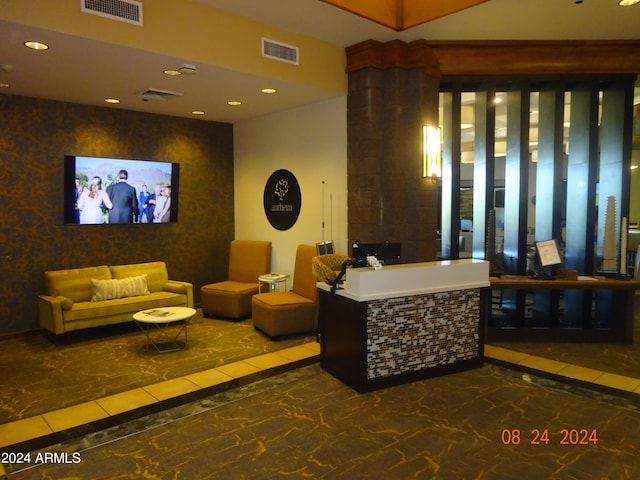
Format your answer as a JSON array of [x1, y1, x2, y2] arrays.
[[201, 281, 259, 319], [252, 291, 316, 338]]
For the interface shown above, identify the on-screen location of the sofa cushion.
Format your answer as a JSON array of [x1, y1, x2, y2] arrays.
[[63, 291, 187, 322], [202, 280, 259, 295], [90, 274, 149, 302], [252, 291, 315, 307], [44, 265, 112, 303], [110, 261, 169, 293]]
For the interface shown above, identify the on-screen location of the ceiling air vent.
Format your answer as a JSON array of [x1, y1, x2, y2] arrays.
[[262, 38, 299, 65], [81, 0, 143, 26], [136, 88, 184, 101]]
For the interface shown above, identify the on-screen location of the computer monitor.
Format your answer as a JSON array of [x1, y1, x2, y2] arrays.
[[351, 241, 401, 265], [316, 241, 334, 256]]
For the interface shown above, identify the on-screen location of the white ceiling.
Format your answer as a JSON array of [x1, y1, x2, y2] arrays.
[[1, 0, 639, 123]]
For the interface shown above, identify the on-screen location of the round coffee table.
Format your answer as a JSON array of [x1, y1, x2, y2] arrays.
[[133, 306, 196, 352]]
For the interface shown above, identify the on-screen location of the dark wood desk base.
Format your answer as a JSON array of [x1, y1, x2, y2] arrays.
[[319, 287, 488, 393]]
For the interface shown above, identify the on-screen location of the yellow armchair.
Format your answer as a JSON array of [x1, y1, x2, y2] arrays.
[[252, 244, 317, 338], [201, 240, 272, 320]]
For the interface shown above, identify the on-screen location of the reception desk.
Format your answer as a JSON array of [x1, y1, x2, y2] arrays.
[[318, 259, 490, 392]]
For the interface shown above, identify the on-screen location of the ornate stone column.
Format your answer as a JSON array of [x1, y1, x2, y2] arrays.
[[346, 40, 441, 262]]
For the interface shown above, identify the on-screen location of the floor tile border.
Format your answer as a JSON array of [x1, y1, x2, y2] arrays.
[[484, 344, 640, 399]]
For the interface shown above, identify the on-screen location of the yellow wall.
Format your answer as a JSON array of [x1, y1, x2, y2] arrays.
[[234, 96, 348, 277]]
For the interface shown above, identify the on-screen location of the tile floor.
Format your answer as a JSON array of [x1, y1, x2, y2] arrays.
[[3, 341, 640, 455]]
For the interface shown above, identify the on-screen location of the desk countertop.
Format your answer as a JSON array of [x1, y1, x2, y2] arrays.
[[490, 275, 640, 290]]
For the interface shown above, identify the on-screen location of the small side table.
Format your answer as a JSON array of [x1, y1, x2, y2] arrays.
[[258, 273, 290, 293], [133, 306, 196, 352]]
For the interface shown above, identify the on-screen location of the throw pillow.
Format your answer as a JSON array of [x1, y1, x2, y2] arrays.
[[91, 274, 149, 302]]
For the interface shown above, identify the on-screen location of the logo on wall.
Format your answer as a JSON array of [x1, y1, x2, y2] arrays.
[[263, 169, 302, 231]]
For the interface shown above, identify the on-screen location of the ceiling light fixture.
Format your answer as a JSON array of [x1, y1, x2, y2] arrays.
[[24, 41, 49, 50], [619, 0, 640, 6], [227, 101, 242, 106], [164, 64, 196, 76], [191, 110, 205, 115], [261, 88, 277, 94], [0, 82, 10, 88], [178, 64, 196, 75], [104, 98, 120, 104]]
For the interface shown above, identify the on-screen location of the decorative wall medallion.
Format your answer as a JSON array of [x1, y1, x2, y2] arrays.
[[263, 169, 302, 230]]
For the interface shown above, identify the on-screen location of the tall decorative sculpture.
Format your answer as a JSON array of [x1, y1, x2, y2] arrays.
[[620, 216, 628, 275], [486, 209, 503, 276], [601, 196, 617, 272]]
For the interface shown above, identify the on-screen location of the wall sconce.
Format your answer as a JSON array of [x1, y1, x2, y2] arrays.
[[422, 125, 441, 182]]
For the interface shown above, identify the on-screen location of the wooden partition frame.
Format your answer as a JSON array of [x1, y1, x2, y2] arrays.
[[439, 75, 636, 341]]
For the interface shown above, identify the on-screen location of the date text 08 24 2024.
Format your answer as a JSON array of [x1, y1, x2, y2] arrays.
[[501, 428, 598, 445]]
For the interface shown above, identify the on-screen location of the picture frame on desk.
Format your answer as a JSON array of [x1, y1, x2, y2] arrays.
[[532, 239, 563, 279], [535, 239, 562, 268]]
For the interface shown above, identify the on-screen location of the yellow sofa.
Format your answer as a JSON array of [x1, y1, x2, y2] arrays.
[[38, 261, 193, 336]]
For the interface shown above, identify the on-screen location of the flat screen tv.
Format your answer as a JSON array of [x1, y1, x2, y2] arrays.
[[64, 155, 180, 224]]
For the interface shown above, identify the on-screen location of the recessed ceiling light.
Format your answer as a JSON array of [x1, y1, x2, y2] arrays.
[[227, 101, 242, 106], [261, 88, 277, 94], [191, 110, 205, 115], [0, 82, 9, 88], [619, 0, 640, 6], [178, 64, 197, 75], [104, 98, 120, 104], [24, 41, 49, 50], [163, 69, 181, 76]]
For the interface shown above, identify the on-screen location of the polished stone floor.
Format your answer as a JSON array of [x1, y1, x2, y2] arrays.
[[2, 308, 640, 479]]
